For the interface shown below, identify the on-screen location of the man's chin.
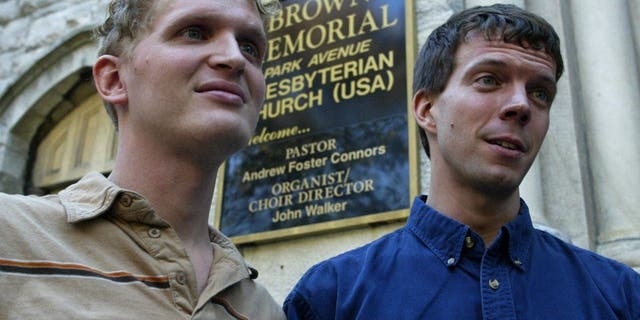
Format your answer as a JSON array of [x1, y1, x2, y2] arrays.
[[474, 173, 524, 198]]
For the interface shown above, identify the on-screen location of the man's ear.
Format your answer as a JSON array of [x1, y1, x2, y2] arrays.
[[93, 55, 128, 106], [412, 89, 437, 134]]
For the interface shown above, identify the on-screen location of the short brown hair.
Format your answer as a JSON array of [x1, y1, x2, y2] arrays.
[[413, 4, 564, 157]]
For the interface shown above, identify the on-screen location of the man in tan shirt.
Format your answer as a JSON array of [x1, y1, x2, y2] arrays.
[[0, 0, 285, 318]]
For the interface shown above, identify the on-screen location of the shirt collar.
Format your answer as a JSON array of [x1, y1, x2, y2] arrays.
[[57, 172, 124, 223], [57, 172, 168, 227], [407, 195, 470, 268], [59, 172, 258, 304], [197, 224, 257, 312], [407, 195, 534, 270]]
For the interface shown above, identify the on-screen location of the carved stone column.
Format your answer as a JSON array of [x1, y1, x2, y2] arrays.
[[570, 0, 640, 268]]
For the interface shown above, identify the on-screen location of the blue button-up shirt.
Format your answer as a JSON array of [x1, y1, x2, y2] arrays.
[[284, 196, 640, 319]]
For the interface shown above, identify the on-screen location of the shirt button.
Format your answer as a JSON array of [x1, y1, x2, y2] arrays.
[[446, 257, 455, 266], [176, 272, 187, 285], [464, 236, 475, 248], [514, 259, 523, 266], [148, 228, 161, 238], [488, 279, 500, 290]]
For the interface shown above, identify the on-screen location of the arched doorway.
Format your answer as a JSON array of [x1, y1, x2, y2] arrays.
[[0, 29, 100, 194], [30, 93, 116, 194]]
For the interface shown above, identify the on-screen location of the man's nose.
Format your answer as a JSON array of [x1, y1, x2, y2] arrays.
[[500, 86, 531, 125], [207, 34, 245, 75]]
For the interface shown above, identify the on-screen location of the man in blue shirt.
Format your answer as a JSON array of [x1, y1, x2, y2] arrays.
[[283, 4, 640, 319]]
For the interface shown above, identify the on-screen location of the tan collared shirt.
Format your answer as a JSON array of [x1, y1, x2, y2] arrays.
[[0, 172, 284, 319]]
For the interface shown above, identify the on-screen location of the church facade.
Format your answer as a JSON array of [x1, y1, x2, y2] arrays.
[[1, 0, 638, 302]]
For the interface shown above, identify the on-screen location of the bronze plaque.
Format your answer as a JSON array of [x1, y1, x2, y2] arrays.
[[216, 0, 418, 243]]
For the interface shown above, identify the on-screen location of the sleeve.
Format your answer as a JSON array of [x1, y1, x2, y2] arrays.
[[282, 262, 340, 320], [579, 250, 640, 319], [283, 288, 317, 320], [603, 262, 640, 318], [627, 269, 640, 319]]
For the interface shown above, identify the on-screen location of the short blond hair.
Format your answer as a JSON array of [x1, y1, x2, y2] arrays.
[[94, 0, 282, 128]]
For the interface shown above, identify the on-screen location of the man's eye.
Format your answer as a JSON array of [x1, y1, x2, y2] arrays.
[[240, 42, 260, 59], [532, 89, 550, 103], [182, 27, 204, 40], [477, 76, 498, 86]]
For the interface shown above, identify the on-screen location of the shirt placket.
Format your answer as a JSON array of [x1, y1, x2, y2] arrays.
[[480, 250, 516, 320], [145, 226, 195, 315], [117, 193, 198, 316]]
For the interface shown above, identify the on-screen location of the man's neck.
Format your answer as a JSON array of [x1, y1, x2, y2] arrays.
[[108, 138, 220, 247], [427, 176, 521, 248], [109, 143, 219, 295]]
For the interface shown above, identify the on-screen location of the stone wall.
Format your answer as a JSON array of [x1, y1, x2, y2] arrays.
[[0, 0, 107, 96], [0, 0, 107, 193]]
